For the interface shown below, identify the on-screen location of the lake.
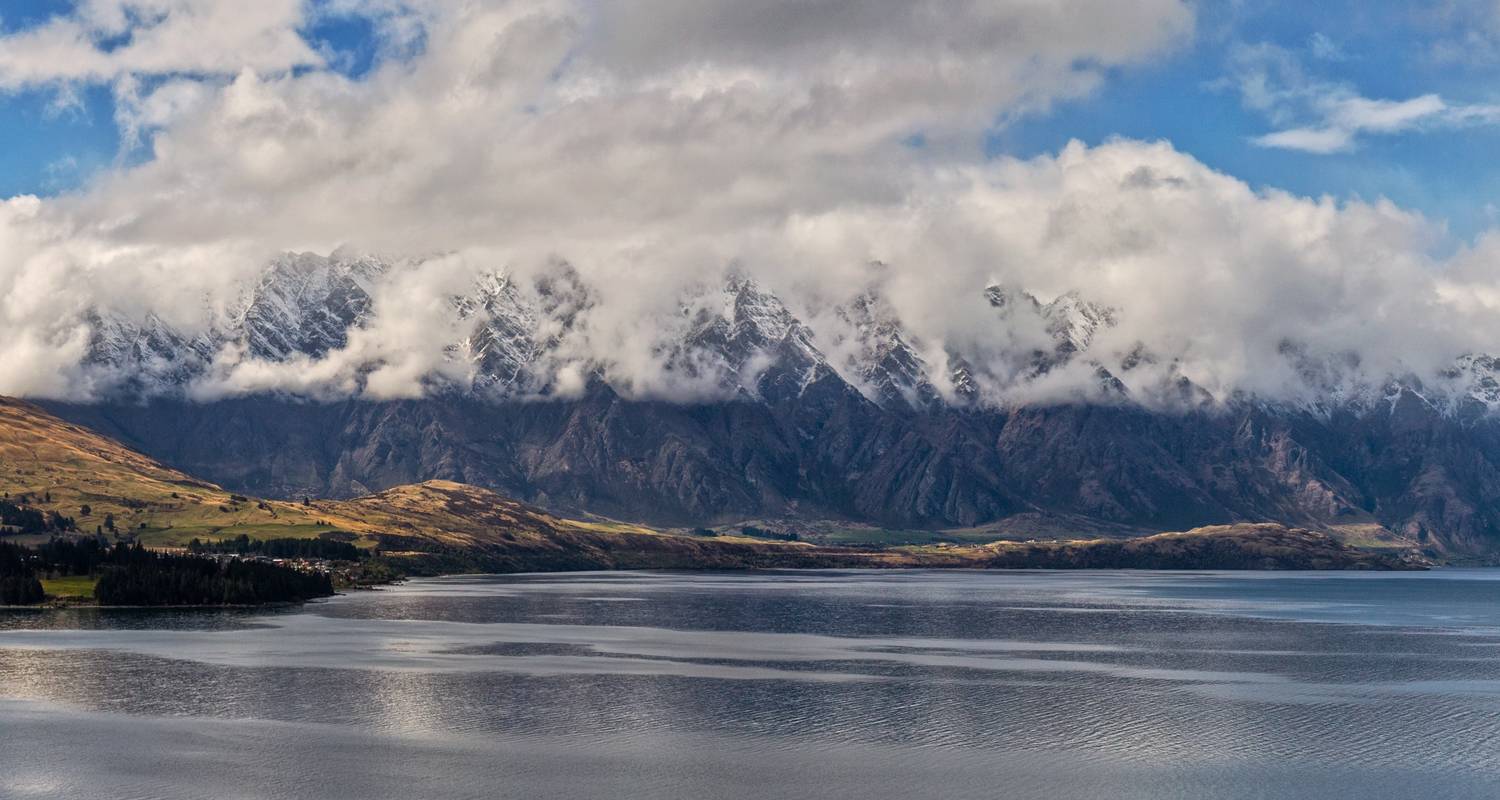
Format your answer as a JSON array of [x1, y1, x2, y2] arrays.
[[2, 569, 1499, 799]]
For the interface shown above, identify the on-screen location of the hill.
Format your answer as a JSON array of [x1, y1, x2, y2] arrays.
[[0, 396, 349, 544]]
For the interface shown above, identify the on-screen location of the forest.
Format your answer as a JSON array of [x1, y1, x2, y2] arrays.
[[0, 542, 44, 604], [0, 539, 334, 606], [187, 534, 361, 561], [0, 495, 74, 535]]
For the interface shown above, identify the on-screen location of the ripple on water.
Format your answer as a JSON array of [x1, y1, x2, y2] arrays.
[[1, 569, 1499, 799]]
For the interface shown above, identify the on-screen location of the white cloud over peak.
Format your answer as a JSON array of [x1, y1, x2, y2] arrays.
[[2, 0, 1497, 410], [0, 0, 1200, 398]]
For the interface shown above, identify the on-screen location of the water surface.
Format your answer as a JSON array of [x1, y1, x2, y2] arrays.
[[3, 569, 1499, 799]]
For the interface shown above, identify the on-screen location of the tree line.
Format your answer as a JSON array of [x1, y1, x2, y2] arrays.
[[0, 497, 75, 535], [739, 525, 800, 541], [187, 534, 361, 561], [94, 543, 334, 605], [0, 542, 45, 604], [0, 539, 333, 606]]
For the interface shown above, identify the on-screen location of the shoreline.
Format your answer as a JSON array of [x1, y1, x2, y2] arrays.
[[2, 561, 1460, 612], [0, 596, 376, 611], [5, 583, 401, 611]]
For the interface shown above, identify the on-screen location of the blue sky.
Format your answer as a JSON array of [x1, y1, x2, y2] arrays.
[[3, 1, 1500, 237], [995, 0, 1500, 239]]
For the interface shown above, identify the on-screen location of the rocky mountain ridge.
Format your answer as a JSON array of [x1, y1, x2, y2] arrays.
[[81, 251, 1500, 415], [4, 397, 1410, 572], [45, 252, 1500, 558]]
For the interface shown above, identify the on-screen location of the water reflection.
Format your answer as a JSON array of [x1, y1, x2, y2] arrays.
[[1, 569, 1498, 800]]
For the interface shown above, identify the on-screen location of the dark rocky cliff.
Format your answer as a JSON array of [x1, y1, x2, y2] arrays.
[[44, 380, 1500, 558]]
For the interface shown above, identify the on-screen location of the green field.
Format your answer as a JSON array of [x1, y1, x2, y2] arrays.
[[139, 522, 344, 547], [821, 530, 1011, 546], [41, 574, 98, 599], [705, 518, 1023, 547]]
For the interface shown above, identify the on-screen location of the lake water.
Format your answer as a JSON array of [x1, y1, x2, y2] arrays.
[[2, 569, 1500, 799]]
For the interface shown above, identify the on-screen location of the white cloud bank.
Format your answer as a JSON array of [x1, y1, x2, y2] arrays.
[[1, 0, 1498, 408]]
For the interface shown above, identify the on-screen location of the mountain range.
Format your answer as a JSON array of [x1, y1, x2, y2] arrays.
[[0, 396, 1412, 572], [41, 251, 1500, 559]]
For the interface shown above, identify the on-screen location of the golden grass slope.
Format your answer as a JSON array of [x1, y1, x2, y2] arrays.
[[0, 397, 341, 543], [315, 480, 661, 549]]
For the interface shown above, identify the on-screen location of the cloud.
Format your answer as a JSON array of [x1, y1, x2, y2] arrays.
[[0, 0, 1199, 399], [1308, 32, 1346, 62], [1251, 127, 1353, 154], [1327, 93, 1448, 131], [5, 0, 1496, 409], [1231, 43, 1500, 153], [0, 1, 321, 89]]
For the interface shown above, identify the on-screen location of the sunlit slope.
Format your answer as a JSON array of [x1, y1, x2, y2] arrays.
[[0, 396, 338, 541]]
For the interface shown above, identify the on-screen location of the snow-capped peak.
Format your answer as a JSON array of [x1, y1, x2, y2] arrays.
[[451, 270, 539, 392], [228, 251, 388, 361], [829, 290, 940, 411], [1040, 291, 1116, 355], [668, 276, 832, 401]]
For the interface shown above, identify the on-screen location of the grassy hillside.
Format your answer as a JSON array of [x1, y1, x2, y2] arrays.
[[0, 397, 343, 544], [969, 523, 1418, 570]]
